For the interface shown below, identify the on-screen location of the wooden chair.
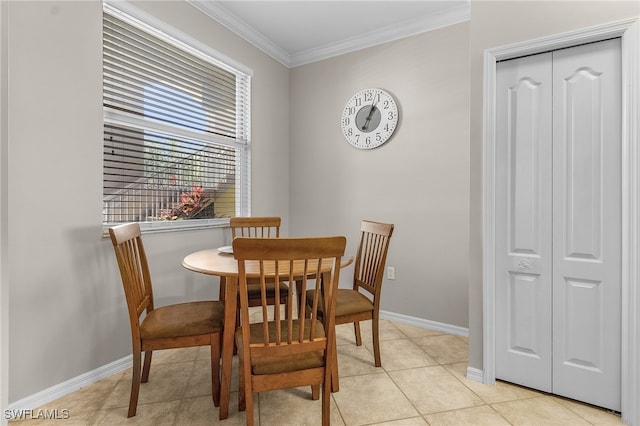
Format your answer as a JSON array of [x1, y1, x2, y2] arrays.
[[227, 216, 289, 313], [233, 236, 346, 426], [230, 216, 281, 239], [307, 220, 394, 368], [108, 223, 224, 418]]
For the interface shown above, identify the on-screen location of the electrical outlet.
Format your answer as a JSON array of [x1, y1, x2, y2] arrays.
[[387, 266, 395, 280]]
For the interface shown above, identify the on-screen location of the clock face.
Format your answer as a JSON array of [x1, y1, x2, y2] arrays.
[[341, 88, 399, 149]]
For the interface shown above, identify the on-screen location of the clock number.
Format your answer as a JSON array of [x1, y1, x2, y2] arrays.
[[354, 97, 362, 107], [388, 111, 395, 120], [348, 107, 356, 115], [364, 91, 379, 103], [343, 117, 350, 126]]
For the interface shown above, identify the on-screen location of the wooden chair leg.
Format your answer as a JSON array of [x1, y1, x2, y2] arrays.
[[372, 317, 381, 367], [244, 377, 254, 426], [234, 307, 240, 355], [321, 382, 330, 426], [141, 350, 152, 383], [211, 335, 221, 407], [238, 355, 246, 412], [128, 350, 142, 418], [331, 334, 340, 392], [354, 321, 362, 346], [311, 384, 320, 400]]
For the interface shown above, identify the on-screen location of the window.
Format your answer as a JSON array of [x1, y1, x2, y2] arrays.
[[102, 3, 250, 232]]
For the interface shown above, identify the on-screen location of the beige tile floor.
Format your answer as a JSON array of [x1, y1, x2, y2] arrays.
[[10, 320, 623, 425]]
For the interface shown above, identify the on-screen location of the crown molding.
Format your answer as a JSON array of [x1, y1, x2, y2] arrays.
[[188, 1, 470, 68], [290, 3, 470, 67], [188, 0, 291, 66]]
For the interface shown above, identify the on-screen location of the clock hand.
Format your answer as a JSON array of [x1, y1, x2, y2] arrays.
[[361, 96, 378, 131], [361, 106, 376, 131]]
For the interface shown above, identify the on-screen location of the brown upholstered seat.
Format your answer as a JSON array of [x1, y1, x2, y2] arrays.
[[313, 288, 375, 317], [233, 236, 346, 426], [109, 223, 224, 418], [140, 301, 224, 340]]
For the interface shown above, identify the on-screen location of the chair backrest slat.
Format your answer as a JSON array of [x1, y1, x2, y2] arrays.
[[109, 223, 154, 324], [234, 236, 345, 354], [230, 216, 281, 238], [354, 221, 394, 296]]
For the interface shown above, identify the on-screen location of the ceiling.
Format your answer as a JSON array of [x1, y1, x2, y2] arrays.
[[188, 1, 470, 68]]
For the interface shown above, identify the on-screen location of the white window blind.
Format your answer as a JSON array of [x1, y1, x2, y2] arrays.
[[102, 4, 250, 231]]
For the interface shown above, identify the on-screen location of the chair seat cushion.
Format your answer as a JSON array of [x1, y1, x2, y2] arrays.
[[306, 288, 374, 317], [140, 301, 224, 340], [235, 320, 325, 375]]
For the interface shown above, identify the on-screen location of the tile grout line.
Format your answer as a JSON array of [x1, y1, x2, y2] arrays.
[[377, 321, 431, 424], [171, 353, 199, 426]]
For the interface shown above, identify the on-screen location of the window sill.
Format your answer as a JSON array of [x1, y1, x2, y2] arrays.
[[102, 218, 231, 237]]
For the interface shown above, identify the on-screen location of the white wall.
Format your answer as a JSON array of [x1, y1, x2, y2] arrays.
[[468, 0, 640, 373], [7, 0, 104, 404], [289, 23, 470, 327], [3, 0, 289, 404]]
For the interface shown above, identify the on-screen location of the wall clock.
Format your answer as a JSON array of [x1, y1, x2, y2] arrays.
[[341, 88, 399, 149]]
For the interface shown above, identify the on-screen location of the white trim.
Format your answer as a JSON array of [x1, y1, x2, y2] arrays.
[[288, 4, 470, 68], [380, 310, 469, 337], [620, 18, 640, 426], [103, 109, 246, 151], [187, 0, 290, 68], [482, 44, 498, 387], [482, 18, 640, 425], [466, 366, 484, 383], [485, 19, 637, 62], [6, 355, 132, 414], [102, 217, 231, 238], [188, 0, 470, 68]]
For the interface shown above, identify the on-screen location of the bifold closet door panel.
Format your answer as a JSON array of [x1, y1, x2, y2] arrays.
[[551, 38, 622, 411], [495, 52, 553, 392]]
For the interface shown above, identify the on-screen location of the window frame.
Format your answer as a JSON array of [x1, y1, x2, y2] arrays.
[[102, 1, 252, 234]]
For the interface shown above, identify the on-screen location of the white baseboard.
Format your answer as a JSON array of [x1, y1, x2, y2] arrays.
[[8, 312, 467, 412], [7, 355, 132, 412], [379, 310, 469, 337], [466, 366, 484, 383]]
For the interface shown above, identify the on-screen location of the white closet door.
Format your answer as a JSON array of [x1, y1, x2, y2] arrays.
[[495, 38, 622, 411], [552, 38, 621, 410], [495, 52, 553, 392]]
